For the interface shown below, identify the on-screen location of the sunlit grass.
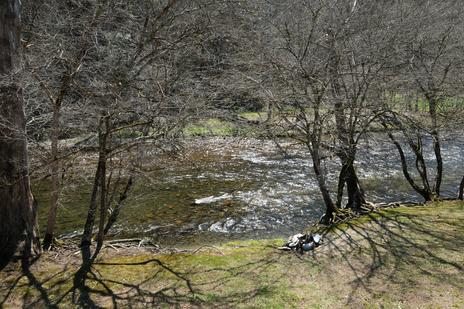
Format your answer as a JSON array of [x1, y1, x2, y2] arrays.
[[2, 201, 463, 308]]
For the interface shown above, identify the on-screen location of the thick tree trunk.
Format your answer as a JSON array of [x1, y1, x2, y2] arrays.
[[333, 105, 365, 209], [336, 157, 365, 210], [345, 164, 365, 209], [0, 0, 40, 264]]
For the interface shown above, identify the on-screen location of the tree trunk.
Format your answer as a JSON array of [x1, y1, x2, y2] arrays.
[[415, 95, 419, 112], [459, 176, 464, 200], [328, 35, 365, 211], [93, 117, 110, 258], [43, 104, 61, 250], [429, 97, 442, 197], [345, 164, 365, 209], [0, 0, 40, 264], [336, 164, 347, 209], [432, 134, 443, 196], [104, 176, 133, 235], [309, 145, 337, 224], [80, 160, 102, 248], [383, 121, 432, 201], [42, 72, 70, 250], [335, 157, 365, 210], [307, 99, 337, 224], [80, 116, 110, 260]]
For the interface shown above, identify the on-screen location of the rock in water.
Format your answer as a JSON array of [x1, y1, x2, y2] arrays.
[[198, 223, 210, 231], [208, 218, 237, 233], [194, 193, 233, 205], [208, 221, 227, 233], [224, 218, 237, 229]]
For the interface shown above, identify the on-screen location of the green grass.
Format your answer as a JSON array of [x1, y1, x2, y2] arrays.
[[1, 201, 463, 308], [182, 117, 262, 137], [388, 92, 464, 113], [183, 118, 238, 136], [239, 112, 267, 121]]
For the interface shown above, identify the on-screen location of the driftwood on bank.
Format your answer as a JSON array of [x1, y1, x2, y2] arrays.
[[55, 237, 226, 257]]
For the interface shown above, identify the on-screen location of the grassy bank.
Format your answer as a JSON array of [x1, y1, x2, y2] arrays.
[[1, 201, 463, 308]]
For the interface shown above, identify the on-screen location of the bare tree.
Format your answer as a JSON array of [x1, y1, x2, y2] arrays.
[[20, 0, 210, 255], [381, 1, 464, 201], [0, 0, 40, 264], [22, 0, 102, 250], [262, 0, 397, 222], [19, 0, 211, 259]]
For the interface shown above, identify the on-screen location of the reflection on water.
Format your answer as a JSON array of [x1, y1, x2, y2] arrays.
[[33, 134, 464, 245]]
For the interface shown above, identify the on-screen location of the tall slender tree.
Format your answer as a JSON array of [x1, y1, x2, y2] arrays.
[[0, 0, 40, 264]]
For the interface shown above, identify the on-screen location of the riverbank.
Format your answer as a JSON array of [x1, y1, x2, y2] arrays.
[[1, 200, 463, 308]]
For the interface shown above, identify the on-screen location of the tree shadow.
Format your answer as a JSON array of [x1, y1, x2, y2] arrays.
[[0, 247, 18, 271], [75, 249, 288, 308], [315, 206, 464, 306], [3, 205, 461, 307], [0, 256, 66, 309], [1, 244, 288, 308]]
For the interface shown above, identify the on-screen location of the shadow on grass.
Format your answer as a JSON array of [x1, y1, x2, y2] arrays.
[[0, 256, 65, 309], [0, 244, 288, 308], [317, 205, 464, 305], [2, 204, 462, 307]]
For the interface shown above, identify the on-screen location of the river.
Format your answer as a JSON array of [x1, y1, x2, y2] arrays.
[[34, 134, 464, 246]]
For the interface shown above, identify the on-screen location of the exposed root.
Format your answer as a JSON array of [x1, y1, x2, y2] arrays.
[[313, 200, 425, 233]]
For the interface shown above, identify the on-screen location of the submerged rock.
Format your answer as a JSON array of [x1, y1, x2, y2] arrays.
[[198, 223, 210, 231], [194, 193, 233, 205], [208, 217, 237, 233], [208, 222, 227, 233]]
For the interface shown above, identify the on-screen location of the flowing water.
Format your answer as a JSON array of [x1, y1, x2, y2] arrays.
[[33, 134, 464, 245]]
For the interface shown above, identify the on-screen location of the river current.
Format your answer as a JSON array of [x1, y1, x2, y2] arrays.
[[35, 134, 464, 245]]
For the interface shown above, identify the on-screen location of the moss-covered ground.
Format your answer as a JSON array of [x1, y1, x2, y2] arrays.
[[1, 201, 463, 308]]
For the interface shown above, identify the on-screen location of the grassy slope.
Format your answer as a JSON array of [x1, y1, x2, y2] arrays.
[[1, 201, 463, 308]]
